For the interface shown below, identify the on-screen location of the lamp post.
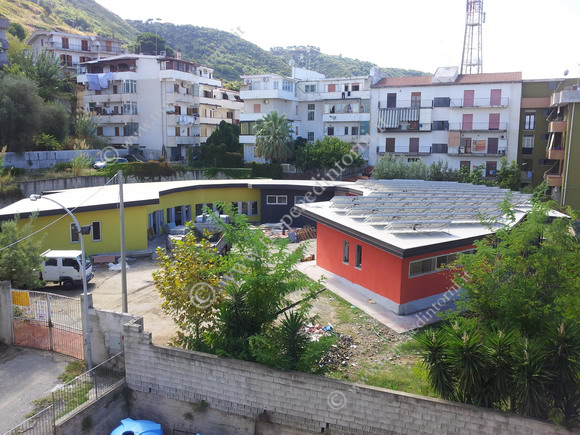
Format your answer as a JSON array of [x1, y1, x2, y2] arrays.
[[30, 194, 93, 369]]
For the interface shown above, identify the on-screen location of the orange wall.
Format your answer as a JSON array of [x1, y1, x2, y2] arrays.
[[400, 246, 473, 304], [316, 223, 404, 303], [317, 223, 474, 305]]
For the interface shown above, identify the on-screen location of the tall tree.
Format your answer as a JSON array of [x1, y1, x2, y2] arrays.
[[0, 217, 44, 289], [132, 32, 175, 57], [0, 75, 44, 152], [294, 136, 364, 172], [254, 111, 294, 163]]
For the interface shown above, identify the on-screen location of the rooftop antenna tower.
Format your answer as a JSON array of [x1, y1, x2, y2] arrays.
[[460, 0, 485, 74]]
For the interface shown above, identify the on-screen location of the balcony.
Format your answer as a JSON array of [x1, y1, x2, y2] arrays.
[[447, 146, 506, 157], [166, 114, 199, 126], [544, 173, 562, 187], [546, 147, 564, 160], [98, 114, 138, 124], [548, 120, 566, 133], [323, 112, 370, 123], [449, 122, 508, 132], [377, 122, 432, 132], [551, 89, 580, 106], [239, 89, 297, 101], [450, 97, 509, 108], [48, 41, 124, 54], [377, 147, 431, 156], [378, 100, 433, 109], [166, 136, 199, 147]]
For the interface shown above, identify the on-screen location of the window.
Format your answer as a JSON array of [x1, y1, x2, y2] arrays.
[[327, 127, 334, 136], [45, 258, 57, 267], [355, 245, 362, 269], [432, 144, 448, 153], [524, 112, 536, 130], [122, 80, 137, 93], [486, 161, 498, 177], [344, 126, 349, 135], [327, 84, 336, 92], [96, 127, 103, 136], [124, 123, 139, 137], [114, 127, 120, 137], [352, 84, 360, 91], [464, 90, 475, 107], [174, 84, 180, 93], [305, 84, 316, 93], [81, 40, 89, 51], [308, 111, 315, 121], [240, 121, 256, 135], [92, 222, 101, 241], [112, 85, 118, 94], [266, 195, 287, 205], [540, 133, 550, 141], [433, 97, 450, 107], [521, 159, 533, 172], [253, 104, 261, 113], [343, 241, 350, 264], [411, 92, 421, 108], [63, 258, 79, 271], [487, 137, 499, 154], [123, 102, 138, 115], [522, 135, 534, 154], [489, 113, 501, 130], [387, 93, 397, 108], [385, 138, 395, 153], [307, 132, 315, 142], [409, 138, 419, 153], [409, 250, 473, 277], [539, 159, 551, 166], [432, 120, 449, 131], [282, 80, 293, 92], [307, 104, 315, 121], [351, 126, 359, 136], [61, 37, 69, 49], [70, 224, 79, 243], [203, 90, 212, 98]]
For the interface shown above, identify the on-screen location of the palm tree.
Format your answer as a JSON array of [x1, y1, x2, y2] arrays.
[[254, 111, 294, 163]]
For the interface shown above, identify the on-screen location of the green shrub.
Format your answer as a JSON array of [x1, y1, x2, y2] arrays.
[[246, 162, 284, 179], [32, 133, 62, 151]]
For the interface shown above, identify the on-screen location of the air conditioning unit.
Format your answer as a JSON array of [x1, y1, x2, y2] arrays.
[[263, 77, 270, 82], [263, 99, 270, 104]]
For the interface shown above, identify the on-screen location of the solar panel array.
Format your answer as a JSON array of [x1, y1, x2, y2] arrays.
[[331, 180, 532, 233]]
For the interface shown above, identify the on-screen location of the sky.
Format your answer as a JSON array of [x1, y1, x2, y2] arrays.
[[95, 0, 580, 79]]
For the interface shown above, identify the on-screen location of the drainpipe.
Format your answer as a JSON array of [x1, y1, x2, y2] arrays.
[[562, 101, 575, 206]]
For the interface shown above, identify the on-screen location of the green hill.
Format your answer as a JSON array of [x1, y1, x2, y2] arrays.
[[0, 0, 137, 40], [1, 0, 428, 82]]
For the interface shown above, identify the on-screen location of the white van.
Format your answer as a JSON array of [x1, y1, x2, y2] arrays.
[[40, 250, 94, 288]]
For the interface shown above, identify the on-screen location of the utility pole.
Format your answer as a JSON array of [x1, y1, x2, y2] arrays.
[[119, 170, 128, 313]]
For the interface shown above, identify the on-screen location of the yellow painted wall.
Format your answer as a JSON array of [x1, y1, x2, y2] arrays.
[[145, 187, 262, 222], [18, 186, 261, 256]]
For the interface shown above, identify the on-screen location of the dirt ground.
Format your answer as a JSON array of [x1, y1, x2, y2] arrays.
[[43, 256, 174, 345]]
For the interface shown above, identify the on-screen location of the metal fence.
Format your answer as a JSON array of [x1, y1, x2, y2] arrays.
[[4, 353, 125, 435]]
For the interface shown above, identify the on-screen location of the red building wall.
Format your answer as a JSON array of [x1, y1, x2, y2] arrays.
[[316, 223, 474, 305]]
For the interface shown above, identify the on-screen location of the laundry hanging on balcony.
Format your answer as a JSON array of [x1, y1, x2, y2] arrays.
[[377, 108, 420, 129], [86, 72, 113, 91]]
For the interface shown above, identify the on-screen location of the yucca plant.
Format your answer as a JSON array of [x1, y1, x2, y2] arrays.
[[415, 327, 456, 400], [484, 329, 518, 408]]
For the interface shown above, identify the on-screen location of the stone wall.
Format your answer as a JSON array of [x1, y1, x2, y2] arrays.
[[55, 382, 127, 435], [2, 150, 128, 170], [123, 318, 567, 435]]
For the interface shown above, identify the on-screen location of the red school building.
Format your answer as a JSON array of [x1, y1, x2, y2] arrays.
[[298, 180, 532, 315]]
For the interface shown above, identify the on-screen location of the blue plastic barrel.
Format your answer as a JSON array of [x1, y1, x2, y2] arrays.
[[110, 418, 163, 435]]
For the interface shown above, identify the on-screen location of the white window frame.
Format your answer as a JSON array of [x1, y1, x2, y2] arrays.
[[524, 112, 536, 130], [266, 195, 287, 205], [92, 221, 102, 242], [408, 249, 476, 278], [307, 132, 315, 142], [522, 135, 534, 149]]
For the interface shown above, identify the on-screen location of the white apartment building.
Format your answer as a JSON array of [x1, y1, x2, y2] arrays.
[[370, 67, 523, 176], [27, 31, 125, 73], [240, 67, 371, 163], [76, 55, 242, 160]]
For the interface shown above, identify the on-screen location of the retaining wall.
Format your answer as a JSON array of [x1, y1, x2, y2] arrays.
[[123, 318, 567, 435], [2, 149, 128, 170]]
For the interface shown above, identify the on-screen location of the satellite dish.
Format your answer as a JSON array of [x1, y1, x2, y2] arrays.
[[563, 69, 569, 76]]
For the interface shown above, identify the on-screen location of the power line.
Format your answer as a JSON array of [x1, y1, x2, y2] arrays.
[[0, 174, 119, 252]]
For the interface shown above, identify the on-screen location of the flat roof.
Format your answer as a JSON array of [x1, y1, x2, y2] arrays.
[[372, 72, 522, 88], [297, 180, 533, 258], [0, 179, 356, 219]]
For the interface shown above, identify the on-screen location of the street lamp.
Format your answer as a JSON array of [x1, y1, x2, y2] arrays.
[[30, 194, 94, 369]]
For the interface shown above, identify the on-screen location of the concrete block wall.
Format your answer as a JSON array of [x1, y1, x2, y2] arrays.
[[123, 319, 567, 435], [2, 149, 128, 170]]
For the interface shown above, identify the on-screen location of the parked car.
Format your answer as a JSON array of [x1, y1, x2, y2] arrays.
[[93, 157, 128, 170], [124, 154, 145, 162], [40, 250, 94, 288]]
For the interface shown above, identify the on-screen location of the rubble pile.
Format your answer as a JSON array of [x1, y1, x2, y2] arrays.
[[303, 323, 356, 370]]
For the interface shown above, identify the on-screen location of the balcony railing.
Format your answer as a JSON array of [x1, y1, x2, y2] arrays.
[[377, 147, 432, 156], [377, 122, 432, 132], [48, 41, 123, 54], [544, 173, 562, 187], [546, 147, 565, 160], [450, 97, 510, 108], [378, 100, 433, 109], [449, 122, 508, 131]]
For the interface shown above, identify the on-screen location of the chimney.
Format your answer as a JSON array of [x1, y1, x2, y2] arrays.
[[176, 50, 182, 60]]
